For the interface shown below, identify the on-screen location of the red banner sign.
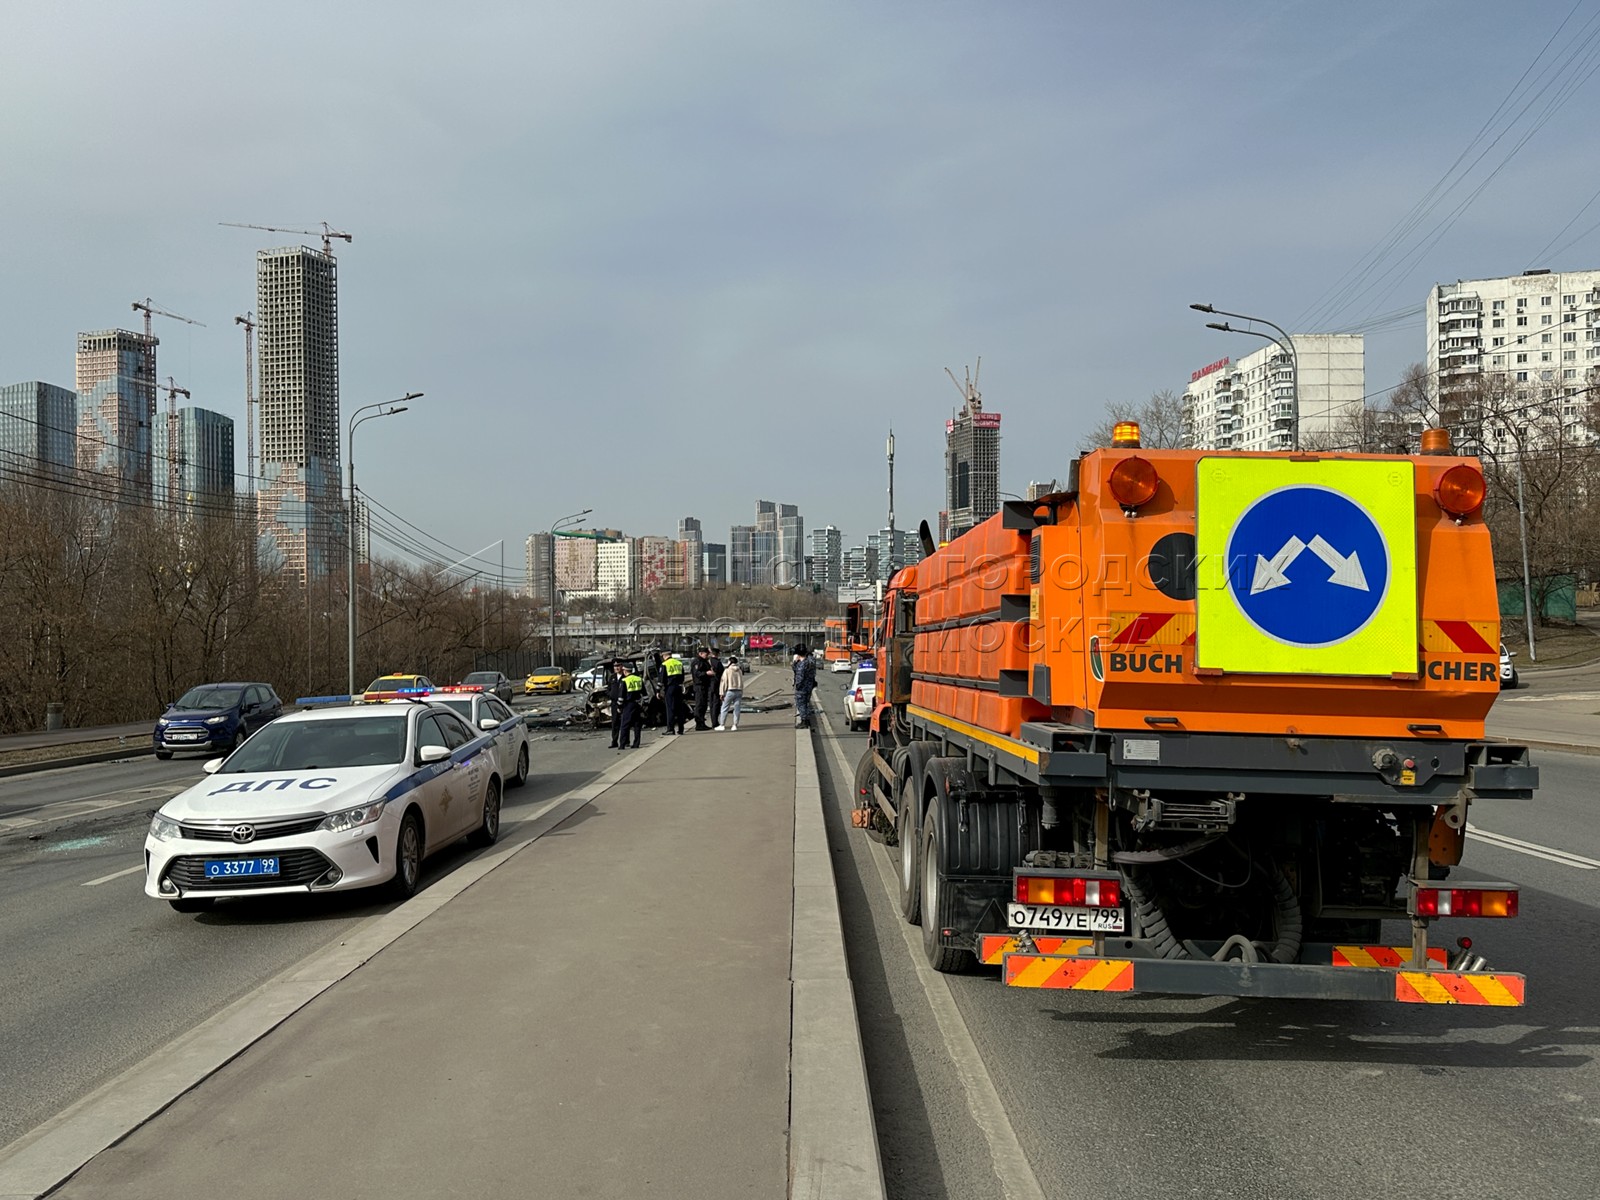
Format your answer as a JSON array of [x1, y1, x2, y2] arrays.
[[1190, 357, 1230, 383]]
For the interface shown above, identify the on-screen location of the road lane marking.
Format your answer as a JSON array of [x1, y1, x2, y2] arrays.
[[818, 717, 1046, 1200], [1466, 825, 1599, 870], [82, 865, 145, 887]]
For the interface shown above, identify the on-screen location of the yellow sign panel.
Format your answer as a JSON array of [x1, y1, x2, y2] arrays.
[[1195, 458, 1416, 675]]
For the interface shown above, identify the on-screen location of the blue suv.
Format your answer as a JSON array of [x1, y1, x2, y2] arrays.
[[153, 682, 284, 760]]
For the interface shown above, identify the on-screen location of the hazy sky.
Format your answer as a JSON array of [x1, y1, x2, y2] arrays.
[[5, 1, 1599, 588]]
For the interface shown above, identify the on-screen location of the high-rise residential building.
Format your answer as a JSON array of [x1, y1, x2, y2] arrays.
[[255, 245, 341, 581], [675, 516, 705, 587], [842, 545, 878, 588], [752, 529, 780, 585], [870, 527, 920, 580], [703, 542, 727, 584], [1182, 335, 1364, 452], [729, 525, 756, 584], [154, 407, 235, 509], [778, 512, 805, 585], [75, 329, 157, 500], [633, 535, 675, 593], [810, 525, 843, 587], [0, 381, 77, 478], [944, 389, 1001, 540], [597, 539, 633, 599], [1428, 269, 1600, 452], [554, 535, 600, 593], [525, 532, 554, 604]]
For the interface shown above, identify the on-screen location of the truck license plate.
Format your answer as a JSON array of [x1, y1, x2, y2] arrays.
[[1007, 904, 1125, 933]]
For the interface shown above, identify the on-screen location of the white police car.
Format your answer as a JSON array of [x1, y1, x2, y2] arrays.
[[429, 687, 531, 786], [145, 702, 502, 913]]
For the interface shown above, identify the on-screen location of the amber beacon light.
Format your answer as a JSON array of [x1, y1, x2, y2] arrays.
[[1111, 421, 1142, 448], [1434, 464, 1486, 519]]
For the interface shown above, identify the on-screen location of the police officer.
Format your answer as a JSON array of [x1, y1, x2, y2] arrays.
[[690, 646, 716, 731], [619, 661, 646, 748], [607, 661, 629, 749], [660, 652, 687, 735]]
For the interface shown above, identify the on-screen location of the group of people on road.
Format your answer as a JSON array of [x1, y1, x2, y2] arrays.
[[607, 646, 747, 749]]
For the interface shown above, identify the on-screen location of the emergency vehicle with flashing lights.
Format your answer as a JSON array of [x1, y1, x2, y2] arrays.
[[145, 702, 502, 912], [359, 673, 434, 703], [852, 421, 1537, 1006]]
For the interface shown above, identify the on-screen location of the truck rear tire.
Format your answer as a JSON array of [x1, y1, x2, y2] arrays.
[[921, 820, 974, 973], [897, 779, 921, 924]]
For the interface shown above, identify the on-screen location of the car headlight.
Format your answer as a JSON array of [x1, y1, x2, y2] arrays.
[[149, 812, 183, 841], [204, 715, 230, 726], [316, 800, 388, 833], [156, 718, 170, 727]]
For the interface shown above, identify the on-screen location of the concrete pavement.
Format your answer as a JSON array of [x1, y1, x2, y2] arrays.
[[0, 710, 883, 1200]]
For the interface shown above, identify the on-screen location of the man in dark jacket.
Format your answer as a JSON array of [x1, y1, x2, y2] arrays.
[[691, 646, 716, 731], [792, 644, 818, 729], [607, 661, 630, 749]]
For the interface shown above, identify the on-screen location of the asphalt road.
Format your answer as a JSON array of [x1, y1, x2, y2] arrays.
[[0, 724, 627, 1152], [810, 703, 1600, 1200]]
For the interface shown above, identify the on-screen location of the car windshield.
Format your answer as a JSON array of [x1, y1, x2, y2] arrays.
[[531, 666, 562, 677], [218, 716, 408, 772], [463, 673, 497, 685], [365, 676, 416, 692], [433, 699, 475, 720], [174, 686, 242, 711]]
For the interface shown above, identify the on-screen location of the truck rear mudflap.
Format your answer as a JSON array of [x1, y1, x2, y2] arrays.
[[978, 936, 1524, 1005]]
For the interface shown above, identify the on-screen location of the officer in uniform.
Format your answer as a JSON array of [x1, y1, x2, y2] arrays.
[[607, 661, 630, 749], [661, 652, 687, 734], [690, 646, 715, 731], [619, 661, 646, 748]]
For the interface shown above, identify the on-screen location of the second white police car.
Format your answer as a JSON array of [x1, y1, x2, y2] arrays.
[[145, 701, 507, 912]]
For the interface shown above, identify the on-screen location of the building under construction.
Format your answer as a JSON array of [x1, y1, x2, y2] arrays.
[[942, 363, 1001, 541], [255, 245, 341, 581], [75, 329, 158, 501]]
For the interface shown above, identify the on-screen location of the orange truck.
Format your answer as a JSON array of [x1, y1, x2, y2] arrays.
[[854, 422, 1536, 1005]]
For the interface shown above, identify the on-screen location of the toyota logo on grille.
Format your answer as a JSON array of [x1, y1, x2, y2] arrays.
[[230, 824, 256, 844]]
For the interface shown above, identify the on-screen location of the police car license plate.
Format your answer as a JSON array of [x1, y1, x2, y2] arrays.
[[1007, 904, 1124, 933], [204, 857, 280, 879]]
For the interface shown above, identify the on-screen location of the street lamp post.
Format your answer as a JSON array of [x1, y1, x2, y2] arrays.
[[1191, 303, 1299, 449], [347, 392, 421, 697], [548, 509, 592, 666]]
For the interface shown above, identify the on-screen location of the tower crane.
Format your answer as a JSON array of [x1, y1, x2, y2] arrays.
[[160, 377, 192, 513], [131, 299, 205, 340], [219, 221, 353, 256], [236, 313, 256, 497]]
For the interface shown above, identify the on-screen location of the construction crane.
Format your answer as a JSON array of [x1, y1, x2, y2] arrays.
[[160, 377, 192, 513], [219, 220, 353, 256], [131, 299, 205, 340], [236, 313, 256, 497]]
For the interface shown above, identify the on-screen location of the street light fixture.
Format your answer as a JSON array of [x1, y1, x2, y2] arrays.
[[347, 392, 421, 697], [1191, 303, 1300, 449], [548, 509, 592, 665]]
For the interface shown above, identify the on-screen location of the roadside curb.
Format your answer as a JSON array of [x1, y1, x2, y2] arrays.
[[1488, 735, 1600, 758], [789, 726, 886, 1200], [0, 747, 151, 780], [0, 736, 675, 1200]]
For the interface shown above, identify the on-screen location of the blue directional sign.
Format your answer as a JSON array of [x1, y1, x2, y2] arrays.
[[1226, 486, 1389, 646], [1196, 459, 1416, 676]]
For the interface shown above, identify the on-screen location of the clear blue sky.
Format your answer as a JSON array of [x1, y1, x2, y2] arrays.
[[4, 1, 1598, 585]]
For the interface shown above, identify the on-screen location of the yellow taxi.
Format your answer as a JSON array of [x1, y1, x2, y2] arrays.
[[360, 673, 435, 703], [524, 665, 573, 695]]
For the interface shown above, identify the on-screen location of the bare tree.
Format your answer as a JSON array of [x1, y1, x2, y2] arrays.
[[1084, 389, 1186, 450]]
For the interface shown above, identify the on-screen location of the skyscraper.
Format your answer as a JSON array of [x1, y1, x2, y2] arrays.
[[703, 542, 727, 584], [809, 525, 843, 587], [153, 407, 236, 509], [255, 245, 341, 581], [729, 525, 756, 585], [75, 329, 158, 500], [525, 532, 554, 604], [0, 381, 77, 479], [944, 376, 1001, 540]]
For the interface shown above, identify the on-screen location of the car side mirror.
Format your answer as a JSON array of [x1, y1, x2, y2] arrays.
[[202, 758, 224, 774], [418, 745, 452, 764], [1508, 651, 1517, 659], [479, 717, 500, 730]]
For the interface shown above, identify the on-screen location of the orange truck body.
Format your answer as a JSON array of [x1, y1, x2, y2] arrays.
[[862, 441, 1536, 1005]]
